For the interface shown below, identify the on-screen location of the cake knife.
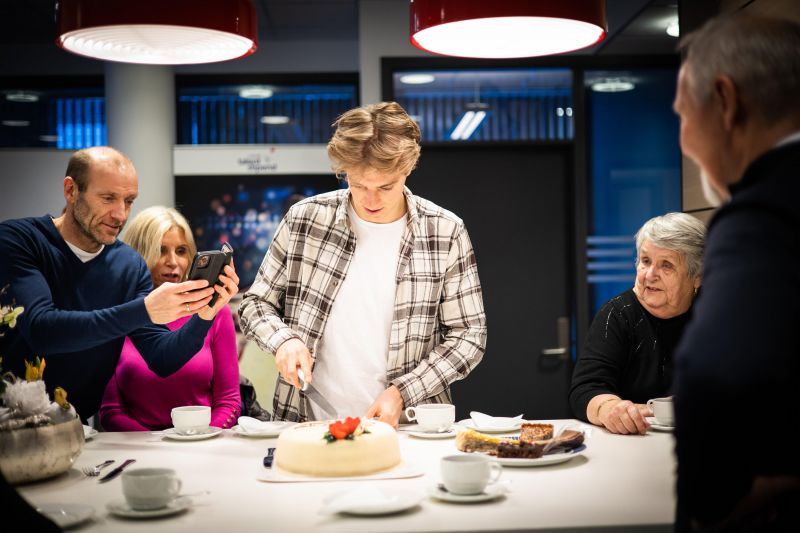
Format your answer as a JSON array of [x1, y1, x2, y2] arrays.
[[297, 369, 339, 420]]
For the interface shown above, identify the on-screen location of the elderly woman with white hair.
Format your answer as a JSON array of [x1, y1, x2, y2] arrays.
[[569, 212, 705, 435]]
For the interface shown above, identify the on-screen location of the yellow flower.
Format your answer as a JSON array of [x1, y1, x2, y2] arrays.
[[54, 387, 71, 410], [24, 357, 46, 382]]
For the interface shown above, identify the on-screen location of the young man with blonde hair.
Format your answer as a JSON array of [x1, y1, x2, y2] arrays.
[[239, 102, 487, 427]]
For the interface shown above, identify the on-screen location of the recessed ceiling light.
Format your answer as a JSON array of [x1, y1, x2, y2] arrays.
[[260, 116, 290, 125], [399, 74, 435, 85], [666, 18, 680, 38], [39, 135, 60, 142], [591, 78, 635, 93], [6, 92, 39, 103], [240, 86, 273, 99], [2, 120, 31, 127]]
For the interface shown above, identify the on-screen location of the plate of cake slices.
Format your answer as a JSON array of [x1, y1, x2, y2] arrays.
[[455, 423, 587, 466]]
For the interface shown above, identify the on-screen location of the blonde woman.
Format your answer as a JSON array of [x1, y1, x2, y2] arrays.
[[99, 206, 241, 431], [239, 102, 487, 426]]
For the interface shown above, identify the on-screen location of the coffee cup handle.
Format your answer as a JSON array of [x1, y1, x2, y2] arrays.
[[488, 462, 502, 485], [172, 478, 182, 497], [404, 407, 417, 422]]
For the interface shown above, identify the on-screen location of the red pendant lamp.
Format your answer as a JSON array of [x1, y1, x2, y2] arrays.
[[56, 0, 258, 65], [410, 0, 607, 58]]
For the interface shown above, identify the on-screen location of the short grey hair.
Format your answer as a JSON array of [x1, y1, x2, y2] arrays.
[[679, 14, 800, 124], [635, 212, 706, 279]]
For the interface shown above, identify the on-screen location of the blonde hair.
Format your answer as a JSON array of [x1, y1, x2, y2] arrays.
[[327, 101, 421, 177], [121, 206, 196, 280]]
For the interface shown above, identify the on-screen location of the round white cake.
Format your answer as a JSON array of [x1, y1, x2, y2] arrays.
[[274, 419, 401, 476]]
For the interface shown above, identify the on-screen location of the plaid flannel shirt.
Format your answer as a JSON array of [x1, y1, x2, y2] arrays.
[[238, 187, 486, 421]]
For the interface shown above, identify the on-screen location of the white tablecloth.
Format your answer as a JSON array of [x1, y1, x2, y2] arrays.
[[18, 419, 676, 532]]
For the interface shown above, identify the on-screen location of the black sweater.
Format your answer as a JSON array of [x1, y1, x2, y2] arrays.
[[674, 141, 800, 530], [569, 288, 692, 421]]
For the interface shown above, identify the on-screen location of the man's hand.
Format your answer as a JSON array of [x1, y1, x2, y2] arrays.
[[365, 385, 404, 428], [275, 338, 313, 389], [144, 279, 214, 324], [198, 262, 240, 321]]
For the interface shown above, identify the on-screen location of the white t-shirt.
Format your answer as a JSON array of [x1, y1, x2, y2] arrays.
[[309, 203, 407, 420], [65, 240, 104, 263]]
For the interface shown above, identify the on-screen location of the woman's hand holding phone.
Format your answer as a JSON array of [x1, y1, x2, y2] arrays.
[[197, 260, 240, 321]]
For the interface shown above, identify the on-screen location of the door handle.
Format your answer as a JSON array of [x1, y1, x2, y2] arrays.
[[541, 316, 569, 359]]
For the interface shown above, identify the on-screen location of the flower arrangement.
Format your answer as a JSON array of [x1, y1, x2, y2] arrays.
[[0, 285, 77, 430], [323, 416, 369, 443]]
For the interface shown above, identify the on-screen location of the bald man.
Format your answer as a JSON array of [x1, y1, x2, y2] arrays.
[[0, 146, 235, 420]]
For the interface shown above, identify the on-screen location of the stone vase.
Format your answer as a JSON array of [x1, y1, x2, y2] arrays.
[[0, 417, 84, 484]]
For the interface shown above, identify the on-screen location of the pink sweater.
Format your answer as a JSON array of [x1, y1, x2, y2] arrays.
[[99, 306, 241, 431]]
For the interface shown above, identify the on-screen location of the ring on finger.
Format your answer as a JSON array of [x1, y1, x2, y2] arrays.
[[185, 304, 190, 313]]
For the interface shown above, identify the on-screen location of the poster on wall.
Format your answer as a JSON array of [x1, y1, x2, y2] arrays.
[[175, 174, 341, 290]]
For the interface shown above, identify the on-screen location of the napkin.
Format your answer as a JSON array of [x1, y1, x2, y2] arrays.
[[237, 416, 288, 434], [470, 411, 524, 429]]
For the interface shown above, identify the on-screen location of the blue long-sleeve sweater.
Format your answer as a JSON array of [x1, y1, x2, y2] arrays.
[[0, 215, 212, 420]]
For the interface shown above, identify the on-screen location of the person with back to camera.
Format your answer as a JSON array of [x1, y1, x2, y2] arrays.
[[99, 206, 241, 431], [0, 146, 238, 421], [569, 212, 705, 435], [671, 14, 800, 531], [238, 102, 487, 427]]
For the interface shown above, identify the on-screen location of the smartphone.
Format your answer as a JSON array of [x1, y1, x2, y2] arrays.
[[187, 242, 234, 307]]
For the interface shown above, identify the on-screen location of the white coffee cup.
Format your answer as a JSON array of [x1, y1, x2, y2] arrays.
[[404, 403, 455, 432], [122, 468, 182, 510], [647, 397, 674, 426], [171, 405, 211, 435], [441, 454, 502, 495]]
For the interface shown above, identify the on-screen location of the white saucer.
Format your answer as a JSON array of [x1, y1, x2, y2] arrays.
[[493, 444, 587, 466], [406, 427, 458, 439], [457, 418, 523, 433], [37, 503, 95, 528], [82, 425, 98, 440], [427, 484, 507, 503], [646, 417, 674, 432], [107, 496, 191, 518], [320, 487, 423, 516], [231, 422, 294, 438], [163, 427, 222, 441]]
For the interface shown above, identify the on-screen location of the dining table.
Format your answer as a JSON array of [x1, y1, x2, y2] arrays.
[[17, 419, 676, 532]]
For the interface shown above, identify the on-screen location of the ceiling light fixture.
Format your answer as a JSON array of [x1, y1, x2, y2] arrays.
[[260, 116, 291, 125], [56, 0, 258, 65], [410, 0, 607, 58], [666, 17, 680, 37], [6, 92, 40, 103], [591, 78, 635, 93], [399, 73, 436, 85], [2, 120, 31, 127], [240, 86, 274, 99]]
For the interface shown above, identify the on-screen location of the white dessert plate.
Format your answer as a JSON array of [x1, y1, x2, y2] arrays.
[[491, 444, 586, 467], [82, 425, 98, 440], [646, 417, 674, 432], [457, 418, 523, 433], [406, 427, 458, 439], [162, 427, 222, 441], [37, 503, 95, 528], [232, 421, 295, 438], [106, 496, 192, 519], [320, 486, 423, 516], [428, 484, 507, 503]]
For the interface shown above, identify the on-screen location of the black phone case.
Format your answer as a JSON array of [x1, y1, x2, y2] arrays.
[[188, 250, 232, 307]]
